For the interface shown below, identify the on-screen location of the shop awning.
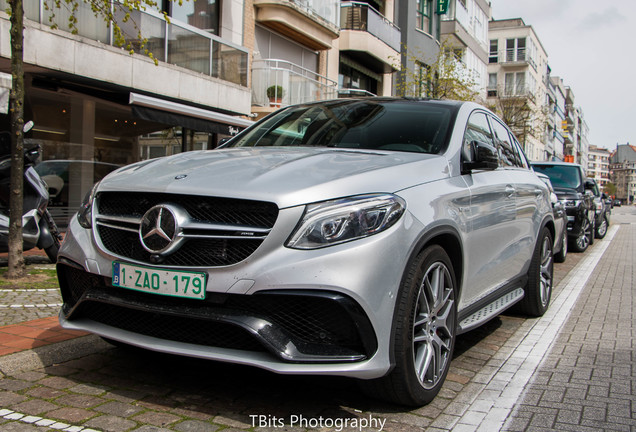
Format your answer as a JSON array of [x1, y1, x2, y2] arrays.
[[129, 93, 253, 135]]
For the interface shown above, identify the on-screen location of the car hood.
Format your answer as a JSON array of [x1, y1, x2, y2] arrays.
[[99, 147, 450, 208]]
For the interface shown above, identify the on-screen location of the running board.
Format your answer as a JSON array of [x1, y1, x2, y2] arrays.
[[458, 287, 524, 333]]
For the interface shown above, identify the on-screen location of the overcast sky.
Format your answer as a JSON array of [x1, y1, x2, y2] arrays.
[[487, 0, 635, 150]]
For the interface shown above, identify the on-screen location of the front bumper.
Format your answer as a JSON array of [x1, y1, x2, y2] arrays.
[[57, 207, 420, 378]]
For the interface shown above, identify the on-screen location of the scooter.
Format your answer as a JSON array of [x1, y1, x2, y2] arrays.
[[0, 121, 62, 262]]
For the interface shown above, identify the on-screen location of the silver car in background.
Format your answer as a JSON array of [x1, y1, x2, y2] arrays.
[[57, 98, 554, 406]]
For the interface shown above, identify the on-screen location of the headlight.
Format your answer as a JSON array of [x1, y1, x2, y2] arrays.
[[77, 182, 100, 229], [286, 194, 405, 250], [560, 199, 582, 208]]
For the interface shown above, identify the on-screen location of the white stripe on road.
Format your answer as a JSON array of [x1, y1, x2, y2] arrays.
[[0, 304, 62, 309], [0, 409, 100, 431], [451, 225, 619, 432]]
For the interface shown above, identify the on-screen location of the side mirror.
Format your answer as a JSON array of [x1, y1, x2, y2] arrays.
[[584, 179, 595, 190], [462, 140, 499, 173]]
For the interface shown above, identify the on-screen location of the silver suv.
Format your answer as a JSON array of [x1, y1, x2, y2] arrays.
[[57, 98, 554, 406]]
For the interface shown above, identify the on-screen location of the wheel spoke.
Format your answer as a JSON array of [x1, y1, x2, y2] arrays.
[[415, 342, 433, 382]]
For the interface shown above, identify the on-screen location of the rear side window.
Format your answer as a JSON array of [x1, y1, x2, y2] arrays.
[[489, 117, 517, 167], [462, 111, 494, 163]]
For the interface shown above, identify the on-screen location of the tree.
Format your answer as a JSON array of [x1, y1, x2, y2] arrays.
[[5, 0, 176, 278], [603, 182, 617, 198], [487, 91, 547, 156], [394, 42, 479, 102]]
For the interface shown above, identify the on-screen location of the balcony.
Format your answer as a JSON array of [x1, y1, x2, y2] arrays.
[[492, 49, 537, 70], [254, 0, 339, 50], [339, 2, 401, 74], [5, 0, 248, 87], [251, 59, 338, 114]]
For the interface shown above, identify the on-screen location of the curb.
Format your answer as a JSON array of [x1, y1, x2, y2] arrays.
[[0, 334, 110, 377]]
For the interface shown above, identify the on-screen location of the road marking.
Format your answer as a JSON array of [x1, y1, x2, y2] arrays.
[[0, 408, 100, 431], [0, 288, 59, 292], [0, 304, 62, 309], [451, 225, 619, 432]]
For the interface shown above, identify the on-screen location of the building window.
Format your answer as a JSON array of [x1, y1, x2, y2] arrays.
[[489, 39, 498, 63], [416, 0, 429, 31], [506, 38, 526, 62], [504, 72, 526, 96]]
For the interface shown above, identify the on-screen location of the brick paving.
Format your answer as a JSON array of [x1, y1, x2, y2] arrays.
[[502, 221, 636, 432]]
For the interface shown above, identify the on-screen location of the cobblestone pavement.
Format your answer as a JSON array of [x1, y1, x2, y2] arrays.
[[0, 261, 61, 327], [0, 209, 633, 431]]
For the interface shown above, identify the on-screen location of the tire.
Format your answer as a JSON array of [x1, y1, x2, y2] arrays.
[[595, 215, 608, 239], [517, 227, 553, 317], [554, 227, 567, 263], [571, 217, 591, 252], [43, 210, 62, 263], [361, 245, 457, 406]]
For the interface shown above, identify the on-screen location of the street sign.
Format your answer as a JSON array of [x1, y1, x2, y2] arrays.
[[436, 0, 449, 14]]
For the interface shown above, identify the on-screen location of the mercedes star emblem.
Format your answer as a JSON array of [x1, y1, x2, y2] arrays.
[[139, 205, 179, 254]]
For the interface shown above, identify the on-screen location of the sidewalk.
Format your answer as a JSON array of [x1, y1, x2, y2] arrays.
[[0, 317, 88, 357], [502, 222, 635, 431]]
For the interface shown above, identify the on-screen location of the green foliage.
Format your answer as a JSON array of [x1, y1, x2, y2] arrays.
[[266, 85, 284, 99], [603, 182, 617, 197], [394, 41, 479, 101]]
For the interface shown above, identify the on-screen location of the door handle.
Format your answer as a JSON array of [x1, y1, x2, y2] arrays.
[[505, 186, 515, 198]]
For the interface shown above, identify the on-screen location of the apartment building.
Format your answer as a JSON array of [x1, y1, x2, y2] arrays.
[[0, 0, 259, 225], [394, 0, 443, 96], [587, 145, 611, 188], [249, 0, 340, 119], [610, 144, 636, 204], [545, 75, 566, 161], [440, 0, 491, 101], [487, 18, 548, 161], [339, 0, 400, 97]]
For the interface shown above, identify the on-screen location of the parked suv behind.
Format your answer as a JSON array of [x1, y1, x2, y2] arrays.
[[58, 98, 554, 406], [588, 179, 610, 239], [531, 162, 595, 252]]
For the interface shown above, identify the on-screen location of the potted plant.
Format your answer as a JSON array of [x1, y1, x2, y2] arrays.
[[266, 85, 284, 107]]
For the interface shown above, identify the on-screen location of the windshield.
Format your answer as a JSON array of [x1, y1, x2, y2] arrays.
[[532, 164, 582, 190], [227, 100, 456, 154]]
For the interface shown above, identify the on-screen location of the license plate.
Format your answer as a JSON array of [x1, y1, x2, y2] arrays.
[[112, 262, 206, 300]]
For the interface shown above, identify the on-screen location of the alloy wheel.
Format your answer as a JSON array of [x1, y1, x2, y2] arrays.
[[412, 262, 455, 390], [596, 217, 607, 237], [576, 219, 590, 250], [539, 235, 553, 307]]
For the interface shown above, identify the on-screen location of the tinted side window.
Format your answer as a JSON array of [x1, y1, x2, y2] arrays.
[[463, 112, 495, 162], [490, 117, 516, 167], [511, 135, 529, 168]]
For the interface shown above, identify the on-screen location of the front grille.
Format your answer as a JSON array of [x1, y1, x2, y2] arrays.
[[98, 225, 262, 267], [95, 192, 279, 267]]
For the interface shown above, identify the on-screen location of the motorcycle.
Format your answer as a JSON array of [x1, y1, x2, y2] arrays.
[[0, 121, 62, 262]]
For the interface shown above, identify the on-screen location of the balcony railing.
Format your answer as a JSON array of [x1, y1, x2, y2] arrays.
[[340, 2, 401, 52], [251, 59, 338, 108], [3, 0, 248, 87], [284, 0, 340, 27], [490, 49, 537, 70]]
